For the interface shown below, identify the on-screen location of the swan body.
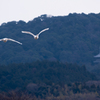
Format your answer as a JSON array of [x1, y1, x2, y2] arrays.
[[22, 28, 49, 39], [0, 38, 22, 45]]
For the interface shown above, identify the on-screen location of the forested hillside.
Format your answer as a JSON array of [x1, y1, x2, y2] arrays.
[[0, 13, 100, 65]]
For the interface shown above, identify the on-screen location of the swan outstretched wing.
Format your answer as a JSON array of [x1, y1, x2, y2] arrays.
[[0, 39, 3, 41], [22, 31, 35, 37], [7, 38, 22, 45], [38, 28, 49, 35]]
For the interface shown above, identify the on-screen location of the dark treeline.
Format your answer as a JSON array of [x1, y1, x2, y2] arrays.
[[0, 60, 97, 92], [0, 60, 99, 100]]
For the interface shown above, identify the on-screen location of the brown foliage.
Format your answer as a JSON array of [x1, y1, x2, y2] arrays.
[[0, 90, 100, 100], [0, 91, 35, 100]]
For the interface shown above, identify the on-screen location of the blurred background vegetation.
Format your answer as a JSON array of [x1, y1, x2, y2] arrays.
[[0, 13, 100, 99]]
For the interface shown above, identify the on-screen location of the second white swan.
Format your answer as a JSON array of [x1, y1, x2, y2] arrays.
[[0, 38, 22, 45]]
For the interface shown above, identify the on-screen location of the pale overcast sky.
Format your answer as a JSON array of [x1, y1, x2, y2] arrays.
[[0, 0, 100, 25]]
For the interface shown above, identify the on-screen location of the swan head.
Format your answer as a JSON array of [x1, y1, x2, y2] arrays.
[[3, 38, 8, 42], [34, 35, 39, 40]]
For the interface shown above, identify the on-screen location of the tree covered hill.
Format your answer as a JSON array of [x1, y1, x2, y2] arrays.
[[0, 13, 100, 64]]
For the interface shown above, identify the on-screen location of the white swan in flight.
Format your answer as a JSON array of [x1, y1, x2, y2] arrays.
[[22, 28, 49, 39], [0, 38, 22, 45]]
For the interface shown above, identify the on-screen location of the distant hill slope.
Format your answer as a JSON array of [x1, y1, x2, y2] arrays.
[[0, 13, 100, 64]]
